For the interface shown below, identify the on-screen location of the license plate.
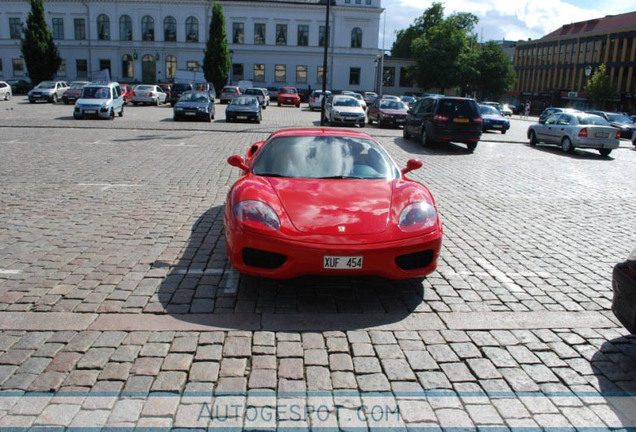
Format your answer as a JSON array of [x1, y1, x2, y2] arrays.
[[492, 124, 502, 128], [84, 110, 96, 114], [237, 116, 247, 119], [345, 116, 356, 120], [454, 118, 469, 123], [595, 132, 609, 138], [185, 112, 196, 116], [397, 119, 405, 123], [323, 256, 363, 270]]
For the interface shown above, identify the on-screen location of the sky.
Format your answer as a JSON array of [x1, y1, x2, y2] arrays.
[[380, 0, 636, 50]]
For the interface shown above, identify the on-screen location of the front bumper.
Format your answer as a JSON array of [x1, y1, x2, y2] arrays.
[[279, 97, 299, 105], [74, 105, 110, 118], [332, 113, 365, 125], [612, 261, 636, 334], [483, 120, 510, 131], [29, 92, 54, 101], [225, 223, 443, 280], [379, 115, 406, 126], [226, 111, 259, 122]]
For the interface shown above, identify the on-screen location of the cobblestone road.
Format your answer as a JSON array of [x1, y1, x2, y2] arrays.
[[0, 96, 635, 429]]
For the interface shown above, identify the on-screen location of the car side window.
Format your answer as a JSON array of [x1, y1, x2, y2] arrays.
[[558, 115, 571, 125], [545, 115, 559, 125]]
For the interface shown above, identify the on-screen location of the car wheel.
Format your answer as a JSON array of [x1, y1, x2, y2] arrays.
[[421, 128, 429, 146], [174, 116, 180, 121], [5, 93, 11, 101], [403, 125, 411, 140], [29, 99, 35, 104], [561, 137, 574, 153], [295, 103, 300, 108], [63, 99, 69, 105], [118, 106, 124, 117], [466, 142, 478, 152], [599, 149, 612, 157], [360, 121, 365, 128], [226, 117, 232, 123], [170, 102, 175, 107], [52, 94, 58, 104], [207, 113, 212, 123], [73, 113, 82, 120], [155, 99, 159, 106], [133, 102, 138, 106], [277, 102, 281, 107], [501, 130, 507, 135], [528, 130, 537, 146], [109, 109, 115, 120]]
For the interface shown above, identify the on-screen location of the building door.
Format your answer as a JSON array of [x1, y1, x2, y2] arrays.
[[142, 55, 156, 83]]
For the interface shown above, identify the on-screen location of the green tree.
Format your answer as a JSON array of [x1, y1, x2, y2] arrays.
[[20, 0, 61, 85], [584, 64, 615, 110], [473, 41, 516, 99], [203, 2, 230, 93], [391, 2, 444, 58]]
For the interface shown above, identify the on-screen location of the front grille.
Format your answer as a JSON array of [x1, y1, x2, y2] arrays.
[[395, 250, 434, 270], [242, 248, 287, 269]]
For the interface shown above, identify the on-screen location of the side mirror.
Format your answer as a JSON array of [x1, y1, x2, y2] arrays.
[[227, 155, 250, 172], [401, 158, 423, 175]]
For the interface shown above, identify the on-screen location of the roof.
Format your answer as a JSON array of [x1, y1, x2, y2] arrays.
[[542, 11, 636, 39]]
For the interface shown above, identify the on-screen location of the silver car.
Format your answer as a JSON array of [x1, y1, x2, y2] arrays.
[[308, 90, 331, 111], [243, 88, 269, 109], [132, 85, 167, 105], [28, 80, 69, 103], [325, 95, 366, 127], [527, 112, 620, 157], [0, 81, 12, 100]]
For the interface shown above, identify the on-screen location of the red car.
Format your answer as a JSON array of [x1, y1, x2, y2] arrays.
[[121, 84, 135, 104], [224, 128, 443, 280], [367, 98, 409, 128], [277, 86, 301, 107]]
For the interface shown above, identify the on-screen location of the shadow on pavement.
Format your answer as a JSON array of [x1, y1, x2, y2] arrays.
[[394, 136, 473, 156], [156, 205, 425, 331], [529, 144, 616, 160]]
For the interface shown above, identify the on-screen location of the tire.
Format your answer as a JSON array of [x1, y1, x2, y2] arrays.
[[466, 142, 478, 152], [51, 94, 58, 104], [359, 121, 365, 128], [207, 113, 212, 123], [73, 113, 82, 120], [599, 149, 612, 157], [295, 103, 300, 108], [403, 125, 411, 140], [118, 106, 124, 117], [174, 116, 180, 121], [29, 99, 35, 104], [109, 109, 115, 120], [133, 102, 138, 106], [368, 116, 373, 125], [226, 118, 232, 123], [421, 128, 429, 147], [170, 102, 176, 107], [528, 130, 537, 146], [501, 130, 507, 135], [155, 99, 159, 106], [63, 99, 69, 105], [561, 137, 573, 153], [277, 102, 281, 107]]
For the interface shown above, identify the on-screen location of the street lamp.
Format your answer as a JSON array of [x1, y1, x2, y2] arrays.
[[585, 65, 593, 79], [229, 49, 234, 85]]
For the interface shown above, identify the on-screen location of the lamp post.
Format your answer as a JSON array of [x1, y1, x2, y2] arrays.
[[584, 65, 592, 109], [320, 0, 331, 126], [229, 49, 234, 85]]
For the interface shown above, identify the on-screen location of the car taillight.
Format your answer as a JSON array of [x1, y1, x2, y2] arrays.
[[150, 92, 156, 97], [615, 130, 621, 139], [473, 117, 483, 124], [578, 128, 588, 138], [433, 114, 449, 122]]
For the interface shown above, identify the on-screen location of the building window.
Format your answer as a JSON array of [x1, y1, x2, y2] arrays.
[[164, 16, 176, 42], [254, 23, 265, 44], [74, 18, 86, 40], [349, 67, 360, 85], [233, 23, 244, 44], [317, 66, 325, 83], [187, 61, 199, 71], [297, 25, 309, 46], [356, 0, 361, 4], [351, 27, 362, 48], [122, 54, 133, 78], [12, 58, 25, 76], [319, 25, 326, 47], [254, 64, 265, 81], [96, 14, 110, 40], [399, 67, 412, 87], [120, 15, 132, 41], [76, 59, 88, 78], [57, 59, 66, 76], [276, 24, 287, 45], [296, 65, 307, 84], [366, 0, 371, 4], [186, 17, 198, 42], [52, 18, 64, 40], [233, 64, 244, 81], [9, 18, 22, 39], [142, 16, 154, 41], [99, 59, 111, 77], [165, 55, 176, 79], [383, 66, 395, 86], [275, 64, 286, 82]]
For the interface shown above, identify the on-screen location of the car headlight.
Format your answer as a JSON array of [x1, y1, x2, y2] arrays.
[[233, 200, 280, 231], [198, 106, 208, 112], [398, 202, 437, 232], [175, 107, 184, 112], [628, 247, 636, 261]]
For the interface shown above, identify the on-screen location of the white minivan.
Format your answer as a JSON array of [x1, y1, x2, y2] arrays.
[[74, 82, 125, 120]]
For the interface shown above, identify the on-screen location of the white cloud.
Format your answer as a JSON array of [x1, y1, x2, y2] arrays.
[[381, 0, 635, 50]]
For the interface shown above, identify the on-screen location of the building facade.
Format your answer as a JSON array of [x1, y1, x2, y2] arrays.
[[0, 0, 382, 92], [512, 11, 636, 113]]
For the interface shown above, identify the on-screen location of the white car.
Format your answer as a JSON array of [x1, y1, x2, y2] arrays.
[[325, 95, 366, 127], [0, 81, 12, 100], [350, 92, 367, 110], [502, 104, 513, 116], [132, 85, 167, 105], [74, 82, 125, 120], [243, 87, 270, 108], [308, 90, 331, 111]]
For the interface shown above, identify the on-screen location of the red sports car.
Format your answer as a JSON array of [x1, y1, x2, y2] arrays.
[[224, 128, 443, 280]]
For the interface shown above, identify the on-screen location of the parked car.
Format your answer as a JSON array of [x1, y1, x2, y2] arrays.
[[538, 107, 580, 124], [308, 90, 331, 111], [194, 82, 216, 100], [132, 84, 167, 105], [403, 96, 482, 152], [367, 98, 409, 128], [482, 101, 502, 112], [401, 96, 417, 108], [225, 96, 262, 123], [527, 112, 619, 156], [6, 79, 32, 95], [169, 82, 194, 106], [350, 92, 367, 110], [612, 246, 636, 334], [220, 86, 241, 104], [363, 91, 378, 105], [243, 88, 269, 109], [157, 83, 173, 100], [121, 84, 135, 104], [266, 86, 279, 101], [325, 95, 366, 127], [378, 95, 400, 102], [0, 81, 12, 100], [586, 110, 636, 139], [62, 81, 91, 105], [278, 87, 301, 107], [74, 82, 125, 120], [173, 90, 215, 122], [255, 88, 271, 106], [224, 128, 442, 279], [479, 104, 510, 134], [501, 104, 513, 116], [28, 80, 69, 103]]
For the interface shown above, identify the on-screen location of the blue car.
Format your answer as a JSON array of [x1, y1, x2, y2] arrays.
[[479, 104, 510, 134], [173, 91, 215, 122]]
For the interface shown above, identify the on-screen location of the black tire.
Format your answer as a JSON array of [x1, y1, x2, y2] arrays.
[[226, 118, 232, 123], [29, 99, 35, 104], [118, 106, 124, 117], [466, 142, 478, 152], [207, 113, 212, 123], [277, 102, 281, 107], [599, 149, 612, 157], [170, 102, 176, 107], [528, 130, 537, 146], [295, 103, 300, 108], [368, 116, 373, 125], [52, 94, 58, 104], [109, 109, 115, 120], [5, 93, 11, 101], [501, 129, 507, 135], [133, 102, 138, 106], [63, 99, 69, 105], [174, 116, 180, 121], [359, 122, 365, 128], [561, 137, 574, 153], [403, 125, 411, 140], [73, 113, 82, 120], [421, 128, 429, 146]]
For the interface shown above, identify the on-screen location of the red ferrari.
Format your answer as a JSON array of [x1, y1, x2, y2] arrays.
[[224, 128, 443, 280]]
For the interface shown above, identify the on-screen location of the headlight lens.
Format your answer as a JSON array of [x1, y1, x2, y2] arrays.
[[198, 106, 208, 112], [628, 247, 636, 261], [233, 200, 281, 231], [398, 202, 437, 232], [175, 107, 184, 111]]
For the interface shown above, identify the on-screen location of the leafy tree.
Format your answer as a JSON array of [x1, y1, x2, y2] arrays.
[[20, 0, 61, 85], [391, 2, 444, 58], [584, 64, 615, 110], [203, 2, 230, 93], [473, 41, 516, 99]]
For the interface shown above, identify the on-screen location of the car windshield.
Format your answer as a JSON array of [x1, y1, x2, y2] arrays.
[[334, 98, 360, 107], [380, 101, 406, 110], [479, 105, 499, 115], [178, 92, 209, 102], [607, 114, 631, 123], [280, 88, 298, 94], [70, 83, 87, 90], [244, 89, 262, 95], [577, 115, 610, 126], [438, 99, 477, 117], [223, 87, 238, 93], [136, 85, 153, 91], [82, 87, 111, 99], [37, 82, 55, 89], [172, 84, 192, 91], [230, 97, 258, 106], [252, 135, 395, 179]]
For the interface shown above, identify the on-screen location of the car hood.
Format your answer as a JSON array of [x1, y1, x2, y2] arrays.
[[64, 89, 82, 95], [175, 101, 209, 108], [482, 114, 506, 121], [379, 108, 407, 115], [611, 121, 635, 128], [268, 178, 392, 235], [31, 88, 54, 93], [76, 98, 110, 105], [227, 105, 258, 113]]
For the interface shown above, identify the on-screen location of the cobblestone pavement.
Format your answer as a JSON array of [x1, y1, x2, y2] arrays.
[[0, 98, 635, 428]]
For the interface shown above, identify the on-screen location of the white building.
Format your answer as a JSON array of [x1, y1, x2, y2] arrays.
[[0, 0, 383, 92]]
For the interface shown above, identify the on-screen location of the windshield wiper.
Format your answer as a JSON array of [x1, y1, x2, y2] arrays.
[[316, 175, 365, 179], [256, 173, 291, 178]]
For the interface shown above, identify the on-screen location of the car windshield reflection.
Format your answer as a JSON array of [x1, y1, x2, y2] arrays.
[[81, 87, 111, 99]]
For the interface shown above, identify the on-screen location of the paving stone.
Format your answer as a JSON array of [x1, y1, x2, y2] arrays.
[[374, 345, 404, 360], [507, 345, 541, 364], [98, 363, 131, 381], [63, 370, 100, 387], [450, 342, 481, 359], [170, 336, 199, 353], [17, 357, 50, 375], [0, 350, 34, 365], [108, 399, 144, 424], [65, 332, 100, 353], [216, 377, 247, 393], [188, 362, 220, 382], [76, 348, 115, 369], [304, 348, 328, 366], [27, 371, 66, 391], [123, 375, 154, 393], [279, 358, 304, 379], [351, 343, 375, 357], [195, 345, 223, 361], [330, 353, 354, 371], [219, 358, 247, 377], [199, 332, 225, 345], [253, 331, 276, 346], [521, 364, 560, 383], [33, 343, 65, 358], [162, 353, 194, 371], [34, 404, 81, 426], [277, 341, 303, 357], [416, 371, 452, 390], [252, 355, 276, 369], [397, 399, 437, 423], [93, 331, 127, 348], [111, 345, 141, 363], [354, 357, 382, 374], [130, 357, 163, 376], [466, 403, 505, 425], [122, 332, 151, 346], [404, 350, 438, 371], [441, 362, 476, 382], [326, 337, 349, 353], [427, 345, 459, 363], [3, 373, 38, 390], [482, 347, 517, 368], [369, 331, 397, 345], [466, 358, 502, 379], [347, 331, 371, 344], [14, 332, 54, 350], [139, 343, 170, 357], [331, 371, 357, 389], [500, 368, 541, 392], [248, 369, 277, 389], [151, 371, 187, 392], [223, 337, 251, 357], [306, 366, 332, 391], [357, 373, 391, 391], [382, 358, 417, 381]]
